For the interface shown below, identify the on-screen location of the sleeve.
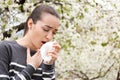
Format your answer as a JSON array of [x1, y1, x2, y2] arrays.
[[0, 42, 36, 80], [41, 63, 55, 80]]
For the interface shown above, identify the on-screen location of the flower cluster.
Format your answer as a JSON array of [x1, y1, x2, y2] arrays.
[[0, 0, 120, 80]]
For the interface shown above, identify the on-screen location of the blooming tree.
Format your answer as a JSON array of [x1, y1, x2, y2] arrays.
[[0, 0, 120, 80]]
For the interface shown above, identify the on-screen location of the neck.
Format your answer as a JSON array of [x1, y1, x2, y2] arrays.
[[16, 36, 37, 51]]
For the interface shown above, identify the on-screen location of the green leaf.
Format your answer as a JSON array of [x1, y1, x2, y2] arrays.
[[90, 27, 97, 31], [76, 26, 82, 33], [79, 13, 84, 19], [101, 42, 108, 47], [90, 41, 96, 45], [7, 0, 11, 5], [118, 42, 120, 48], [84, 8, 88, 13]]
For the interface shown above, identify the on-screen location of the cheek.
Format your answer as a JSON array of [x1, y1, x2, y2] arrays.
[[31, 25, 47, 39], [33, 28, 46, 39], [30, 30, 43, 48]]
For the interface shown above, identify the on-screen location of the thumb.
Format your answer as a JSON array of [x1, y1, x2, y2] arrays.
[[27, 48, 31, 58]]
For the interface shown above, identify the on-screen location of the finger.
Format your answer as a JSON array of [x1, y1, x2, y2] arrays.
[[49, 53, 57, 60], [48, 50, 58, 55], [27, 48, 31, 58], [53, 46, 60, 52], [53, 44, 61, 52], [36, 49, 40, 56], [48, 51, 58, 59]]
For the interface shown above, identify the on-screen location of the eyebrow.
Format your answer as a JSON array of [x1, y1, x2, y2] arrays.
[[45, 25, 58, 31]]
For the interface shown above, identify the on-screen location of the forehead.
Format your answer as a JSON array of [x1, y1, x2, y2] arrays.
[[40, 13, 60, 28]]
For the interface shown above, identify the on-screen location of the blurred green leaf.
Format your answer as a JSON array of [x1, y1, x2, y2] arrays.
[[90, 41, 96, 45], [84, 8, 88, 13], [79, 13, 84, 19], [101, 42, 108, 47], [7, 0, 11, 5]]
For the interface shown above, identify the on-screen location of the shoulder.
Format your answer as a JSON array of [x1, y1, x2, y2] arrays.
[[0, 40, 16, 47], [0, 40, 17, 52], [0, 41, 15, 61]]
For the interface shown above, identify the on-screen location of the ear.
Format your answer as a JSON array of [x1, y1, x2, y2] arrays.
[[27, 19, 34, 29]]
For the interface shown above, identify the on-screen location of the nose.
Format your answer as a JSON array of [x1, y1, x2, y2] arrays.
[[46, 31, 53, 41]]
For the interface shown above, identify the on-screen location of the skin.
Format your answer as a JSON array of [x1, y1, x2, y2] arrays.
[[16, 13, 61, 69]]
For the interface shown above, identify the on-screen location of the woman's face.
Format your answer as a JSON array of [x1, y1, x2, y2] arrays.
[[27, 13, 60, 49]]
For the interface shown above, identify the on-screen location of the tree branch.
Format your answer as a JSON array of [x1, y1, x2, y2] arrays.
[[90, 62, 115, 80]]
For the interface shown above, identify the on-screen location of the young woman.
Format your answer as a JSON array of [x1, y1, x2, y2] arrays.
[[0, 4, 61, 80]]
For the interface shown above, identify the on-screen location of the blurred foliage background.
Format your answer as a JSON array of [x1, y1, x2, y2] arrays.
[[0, 0, 120, 80]]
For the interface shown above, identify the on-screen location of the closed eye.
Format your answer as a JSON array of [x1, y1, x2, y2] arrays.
[[42, 25, 58, 35], [42, 27, 50, 32], [43, 28, 49, 32]]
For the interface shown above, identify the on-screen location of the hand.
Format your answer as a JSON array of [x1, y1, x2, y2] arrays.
[[46, 42, 61, 64], [26, 48, 42, 69]]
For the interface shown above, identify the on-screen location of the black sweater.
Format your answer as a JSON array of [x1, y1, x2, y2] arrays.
[[0, 41, 55, 80]]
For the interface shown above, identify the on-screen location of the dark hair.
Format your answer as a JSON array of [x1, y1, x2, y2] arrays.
[[23, 4, 60, 36]]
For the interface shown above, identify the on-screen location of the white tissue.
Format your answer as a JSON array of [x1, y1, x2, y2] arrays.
[[40, 41, 55, 62]]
